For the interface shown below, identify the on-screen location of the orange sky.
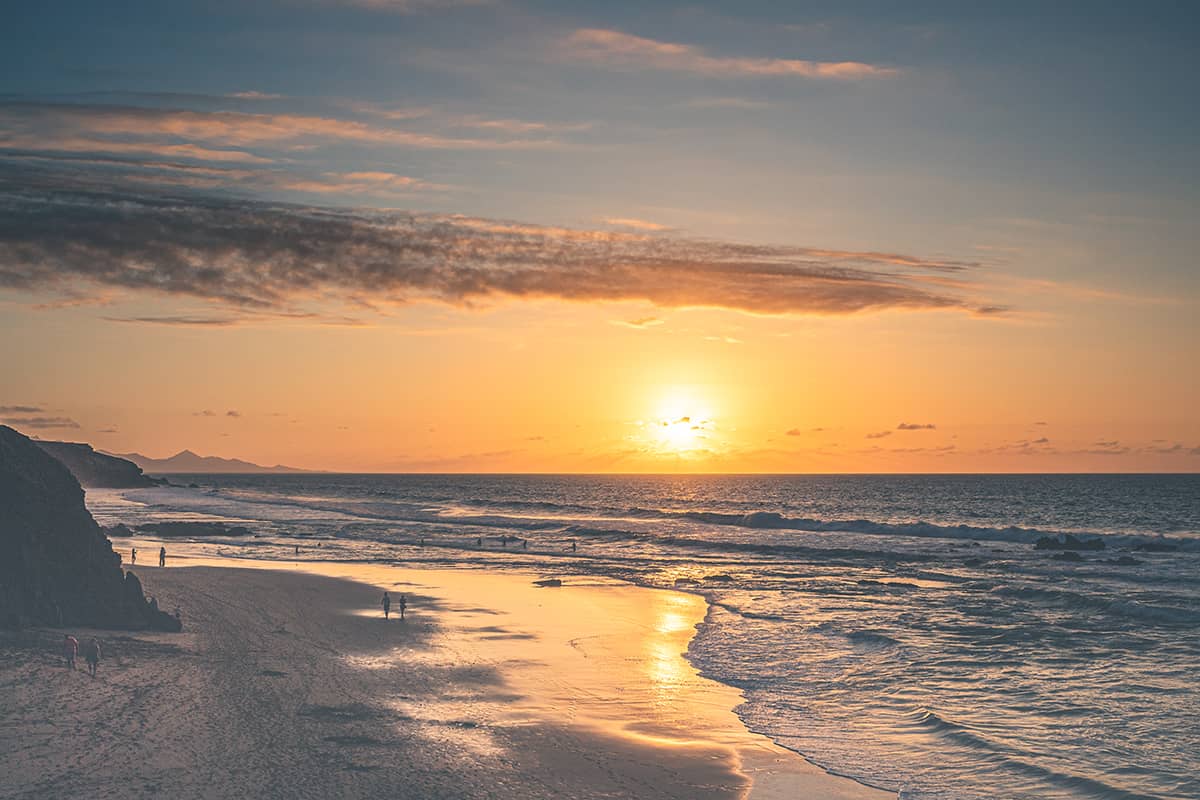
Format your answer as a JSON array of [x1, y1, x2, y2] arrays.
[[1, 3, 1197, 472]]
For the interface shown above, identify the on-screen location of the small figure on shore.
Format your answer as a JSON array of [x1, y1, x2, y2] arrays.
[[476, 537, 482, 547], [398, 594, 407, 621], [571, 540, 577, 553], [131, 547, 137, 565], [63, 634, 78, 670], [382, 591, 391, 620], [522, 539, 528, 549], [84, 638, 101, 677], [158, 546, 166, 567], [501, 536, 508, 548]]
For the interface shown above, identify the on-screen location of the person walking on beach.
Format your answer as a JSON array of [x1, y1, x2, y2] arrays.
[[158, 546, 166, 567], [382, 591, 391, 620], [63, 634, 78, 670], [84, 638, 101, 677], [131, 547, 136, 565], [398, 594, 407, 622]]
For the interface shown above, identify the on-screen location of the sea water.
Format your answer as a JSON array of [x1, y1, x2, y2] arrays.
[[87, 474, 1200, 800]]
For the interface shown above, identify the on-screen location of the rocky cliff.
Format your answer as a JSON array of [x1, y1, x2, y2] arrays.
[[34, 440, 160, 488], [0, 425, 180, 630]]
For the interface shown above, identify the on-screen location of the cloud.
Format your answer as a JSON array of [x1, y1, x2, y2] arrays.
[[785, 428, 803, 436], [897, 422, 936, 430], [0, 173, 996, 319], [865, 430, 892, 439], [0, 405, 43, 413], [3, 416, 80, 429], [0, 102, 563, 156], [561, 29, 898, 80], [611, 316, 664, 329], [97, 426, 119, 433], [278, 170, 446, 195], [226, 410, 241, 418], [194, 410, 217, 417], [114, 315, 243, 327], [227, 91, 283, 100], [602, 217, 671, 231], [1032, 437, 1050, 444]]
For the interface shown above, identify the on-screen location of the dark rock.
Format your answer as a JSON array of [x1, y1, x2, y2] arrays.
[[32, 440, 161, 488], [1050, 551, 1085, 562], [1034, 534, 1105, 552], [0, 425, 181, 631], [135, 521, 252, 538], [532, 578, 562, 587]]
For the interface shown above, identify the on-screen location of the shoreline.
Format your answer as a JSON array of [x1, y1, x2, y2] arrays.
[[2, 554, 893, 799]]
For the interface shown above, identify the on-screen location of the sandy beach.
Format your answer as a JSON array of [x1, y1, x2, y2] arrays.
[[1, 557, 892, 800]]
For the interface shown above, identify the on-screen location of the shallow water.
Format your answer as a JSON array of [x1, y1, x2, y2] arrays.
[[88, 474, 1200, 800]]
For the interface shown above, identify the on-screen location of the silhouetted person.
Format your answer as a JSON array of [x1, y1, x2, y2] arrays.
[[501, 536, 508, 548], [63, 635, 78, 670], [294, 545, 300, 556], [476, 537, 482, 547], [398, 594, 407, 621], [158, 546, 166, 567], [382, 591, 391, 620], [84, 638, 101, 677], [571, 540, 577, 552], [130, 547, 137, 565], [522, 539, 528, 549]]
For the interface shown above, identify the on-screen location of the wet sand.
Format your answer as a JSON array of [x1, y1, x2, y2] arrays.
[[0, 558, 893, 799]]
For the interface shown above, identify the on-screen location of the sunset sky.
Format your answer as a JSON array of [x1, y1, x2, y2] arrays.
[[1, 1, 1197, 472]]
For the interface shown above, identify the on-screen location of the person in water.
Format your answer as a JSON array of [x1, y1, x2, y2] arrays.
[[382, 591, 391, 620], [84, 638, 101, 677], [398, 594, 407, 621], [158, 546, 166, 567], [63, 634, 78, 670]]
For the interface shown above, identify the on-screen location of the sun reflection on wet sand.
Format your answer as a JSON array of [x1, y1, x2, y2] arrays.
[[154, 552, 892, 799]]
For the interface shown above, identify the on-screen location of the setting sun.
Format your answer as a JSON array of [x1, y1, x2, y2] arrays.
[[647, 389, 714, 454]]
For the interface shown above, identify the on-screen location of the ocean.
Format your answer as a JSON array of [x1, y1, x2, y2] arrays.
[[87, 474, 1200, 800]]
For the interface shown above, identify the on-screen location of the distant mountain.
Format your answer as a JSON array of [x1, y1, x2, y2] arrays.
[[34, 440, 161, 488], [107, 449, 309, 474]]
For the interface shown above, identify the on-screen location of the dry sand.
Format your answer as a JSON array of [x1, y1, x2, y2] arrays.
[[0, 559, 893, 799]]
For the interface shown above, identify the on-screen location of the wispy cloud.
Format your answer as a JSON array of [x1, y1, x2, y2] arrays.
[[3, 416, 80, 429], [0, 102, 565, 157], [561, 29, 898, 80], [0, 171, 998, 319], [0, 405, 43, 413], [611, 316, 664, 329], [602, 217, 671, 231], [866, 430, 892, 439], [897, 422, 936, 430]]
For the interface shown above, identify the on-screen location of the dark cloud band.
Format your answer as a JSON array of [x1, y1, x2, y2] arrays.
[[0, 172, 993, 318]]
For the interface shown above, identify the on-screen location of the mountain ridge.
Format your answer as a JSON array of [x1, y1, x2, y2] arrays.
[[105, 449, 309, 474]]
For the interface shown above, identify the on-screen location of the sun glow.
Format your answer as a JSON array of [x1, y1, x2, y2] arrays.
[[648, 389, 714, 455]]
